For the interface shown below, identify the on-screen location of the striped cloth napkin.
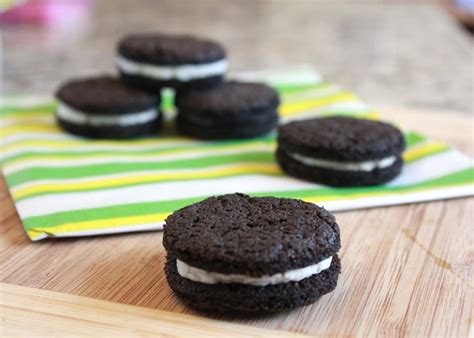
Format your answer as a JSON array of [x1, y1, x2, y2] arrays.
[[1, 66, 473, 241]]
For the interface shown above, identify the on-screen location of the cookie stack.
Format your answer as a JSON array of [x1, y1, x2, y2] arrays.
[[276, 116, 406, 186], [55, 76, 161, 139], [163, 193, 341, 313], [117, 33, 228, 91], [55, 33, 279, 140]]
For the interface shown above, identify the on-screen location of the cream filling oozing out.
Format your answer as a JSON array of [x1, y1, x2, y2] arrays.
[[289, 152, 397, 172], [176, 256, 333, 287], [116, 56, 228, 82], [56, 102, 159, 127]]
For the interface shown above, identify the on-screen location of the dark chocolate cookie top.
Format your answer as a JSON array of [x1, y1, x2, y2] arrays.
[[278, 116, 405, 161], [175, 81, 280, 118], [55, 76, 160, 115], [163, 193, 340, 277], [117, 33, 226, 65]]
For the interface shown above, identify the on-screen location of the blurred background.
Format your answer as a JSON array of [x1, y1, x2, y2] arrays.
[[1, 0, 473, 113]]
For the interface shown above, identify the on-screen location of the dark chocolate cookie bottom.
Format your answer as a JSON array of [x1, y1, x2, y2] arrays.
[[165, 255, 341, 313], [276, 148, 403, 187], [119, 73, 224, 93], [176, 114, 278, 140]]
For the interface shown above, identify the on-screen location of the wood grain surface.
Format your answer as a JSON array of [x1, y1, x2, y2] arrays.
[[0, 283, 304, 337], [1, 108, 473, 336]]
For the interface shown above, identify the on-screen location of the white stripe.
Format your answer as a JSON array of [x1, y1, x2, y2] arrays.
[[1, 132, 80, 147], [1, 139, 202, 160], [0, 95, 51, 107], [321, 185, 474, 212], [14, 149, 474, 219], [29, 222, 164, 241], [16, 175, 316, 219], [28, 184, 474, 240], [3, 143, 273, 175], [387, 150, 474, 186], [10, 162, 276, 193]]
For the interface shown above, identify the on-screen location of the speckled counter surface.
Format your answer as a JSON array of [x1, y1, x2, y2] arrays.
[[2, 0, 473, 113]]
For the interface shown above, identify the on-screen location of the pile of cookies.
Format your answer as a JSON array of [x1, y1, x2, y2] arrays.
[[54, 32, 407, 314], [163, 193, 342, 313], [54, 31, 406, 187], [55, 33, 279, 140]]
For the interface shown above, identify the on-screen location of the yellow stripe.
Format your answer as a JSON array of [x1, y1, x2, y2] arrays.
[[300, 142, 450, 204], [304, 179, 467, 205], [27, 212, 169, 240], [403, 142, 447, 162], [305, 192, 386, 204], [0, 124, 191, 147], [281, 85, 340, 103], [13, 164, 281, 200], [1, 112, 52, 121], [355, 111, 379, 120], [279, 93, 359, 116], [319, 110, 380, 120], [1, 137, 198, 156], [10, 141, 447, 200], [1, 124, 61, 138], [304, 188, 420, 203], [27, 177, 469, 240], [3, 141, 274, 169]]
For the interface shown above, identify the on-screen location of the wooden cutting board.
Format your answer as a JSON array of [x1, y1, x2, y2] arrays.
[[1, 107, 473, 337]]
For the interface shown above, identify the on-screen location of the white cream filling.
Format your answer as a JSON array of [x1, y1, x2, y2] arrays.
[[116, 56, 228, 82], [176, 256, 332, 286], [56, 102, 159, 127], [289, 152, 397, 172]]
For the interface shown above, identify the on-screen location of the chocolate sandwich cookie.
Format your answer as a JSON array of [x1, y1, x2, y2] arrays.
[[163, 193, 341, 313], [276, 116, 405, 186], [55, 76, 161, 139], [117, 33, 227, 91], [175, 81, 279, 140]]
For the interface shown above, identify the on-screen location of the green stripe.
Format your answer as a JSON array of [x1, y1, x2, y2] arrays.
[[405, 131, 427, 147], [7, 151, 276, 187], [22, 167, 474, 230], [141, 82, 333, 115], [5, 137, 439, 188], [159, 82, 330, 112], [0, 82, 342, 115], [0, 82, 327, 117], [2, 136, 275, 164], [276, 82, 328, 95], [254, 166, 474, 199], [319, 111, 374, 119], [0, 103, 56, 115], [16, 169, 283, 202], [5, 136, 444, 188], [161, 90, 175, 112], [9, 142, 455, 202]]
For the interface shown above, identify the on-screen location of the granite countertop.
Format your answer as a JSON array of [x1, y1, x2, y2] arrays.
[[2, 0, 473, 113]]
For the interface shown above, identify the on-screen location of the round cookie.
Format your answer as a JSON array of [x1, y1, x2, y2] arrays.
[[175, 81, 280, 140], [117, 33, 227, 91], [55, 76, 162, 139], [276, 116, 406, 186], [163, 193, 341, 313]]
